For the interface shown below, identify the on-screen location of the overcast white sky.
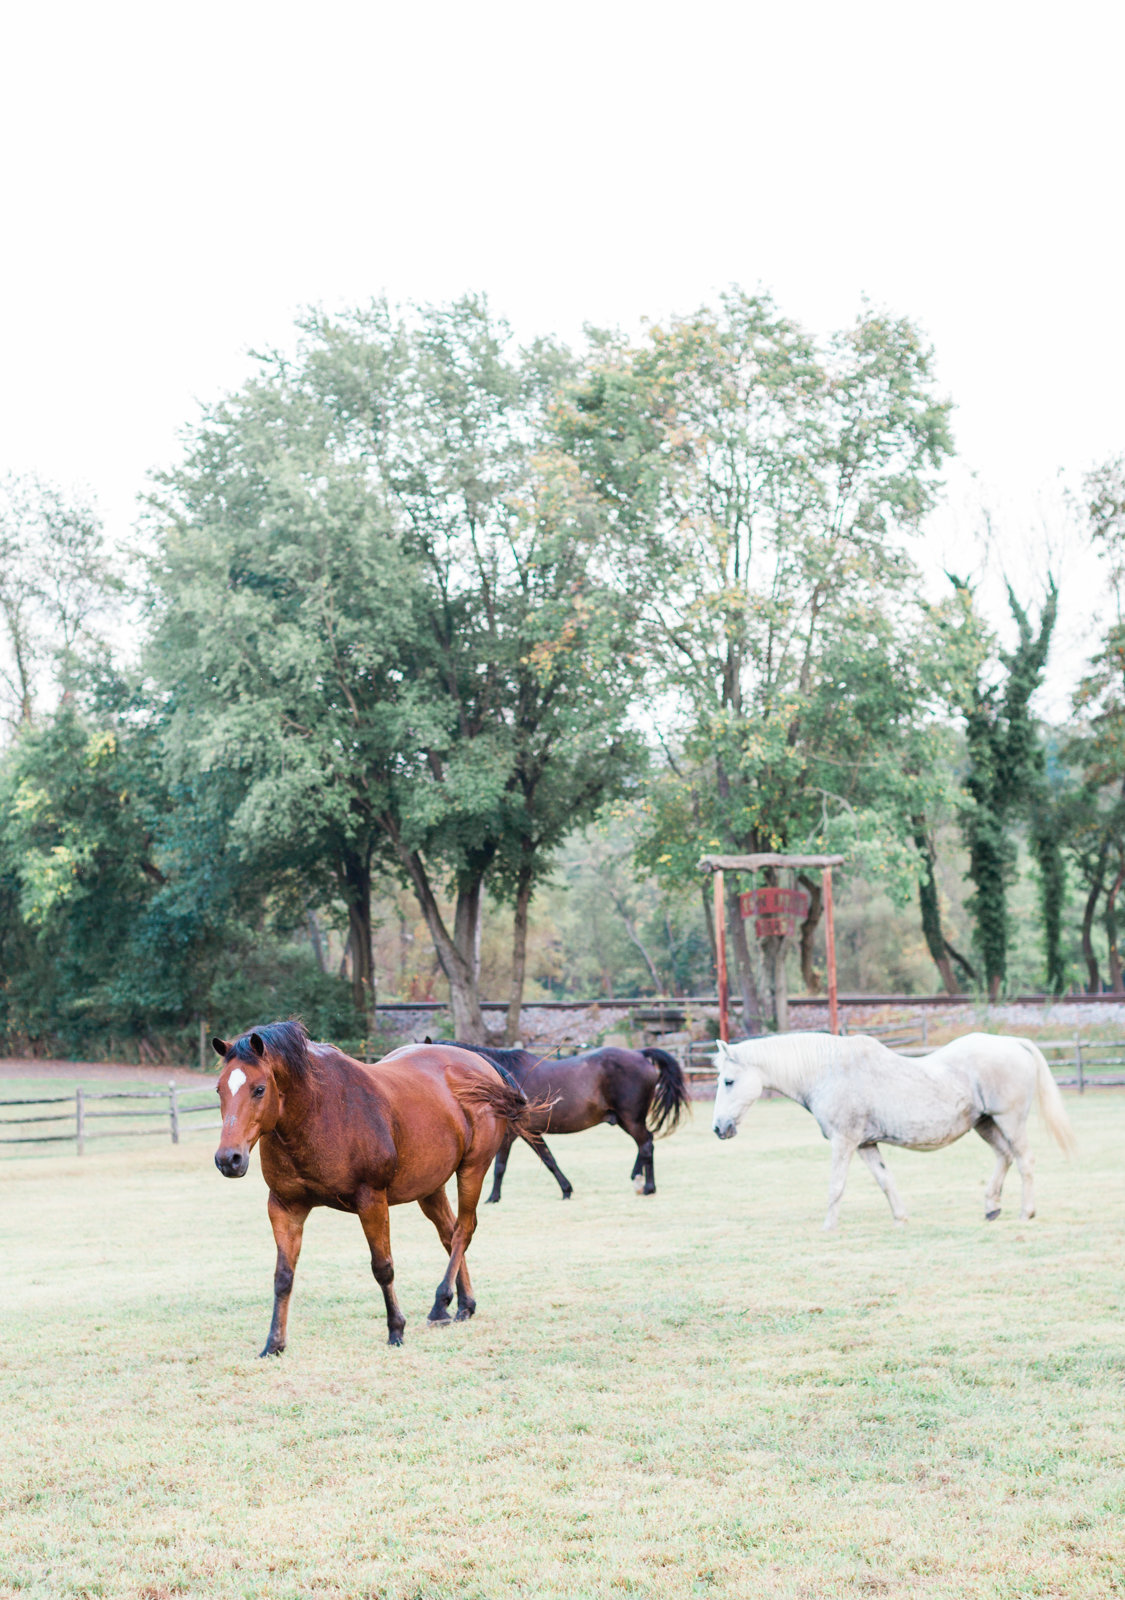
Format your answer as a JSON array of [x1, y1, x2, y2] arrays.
[[2, 0, 1122, 707]]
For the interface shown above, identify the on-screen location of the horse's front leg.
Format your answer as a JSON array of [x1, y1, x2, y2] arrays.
[[823, 1135, 857, 1229], [357, 1190, 406, 1346], [858, 1143, 908, 1224], [262, 1192, 311, 1357]]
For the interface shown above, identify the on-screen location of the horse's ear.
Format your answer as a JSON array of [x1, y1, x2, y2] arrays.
[[423, 1036, 432, 1045], [212, 1037, 229, 1057], [249, 1032, 265, 1058]]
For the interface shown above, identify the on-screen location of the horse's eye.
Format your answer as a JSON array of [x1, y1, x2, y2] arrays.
[[251, 1084, 266, 1099], [723, 1079, 735, 1088]]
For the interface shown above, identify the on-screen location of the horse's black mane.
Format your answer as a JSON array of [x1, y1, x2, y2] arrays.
[[228, 1019, 313, 1081]]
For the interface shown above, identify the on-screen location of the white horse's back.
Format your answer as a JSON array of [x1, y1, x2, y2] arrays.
[[713, 1028, 1074, 1226]]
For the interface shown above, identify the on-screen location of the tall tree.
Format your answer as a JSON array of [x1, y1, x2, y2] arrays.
[[931, 577, 1058, 1000], [557, 291, 954, 1026], [150, 297, 642, 1040]]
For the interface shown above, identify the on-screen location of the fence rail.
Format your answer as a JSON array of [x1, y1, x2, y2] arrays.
[[0, 1083, 219, 1153]]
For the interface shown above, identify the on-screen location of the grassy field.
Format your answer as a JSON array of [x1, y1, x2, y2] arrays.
[[1, 1088, 1123, 1600]]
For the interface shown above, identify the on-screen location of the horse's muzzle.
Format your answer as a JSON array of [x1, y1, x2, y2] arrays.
[[215, 1148, 249, 1178], [713, 1122, 738, 1141]]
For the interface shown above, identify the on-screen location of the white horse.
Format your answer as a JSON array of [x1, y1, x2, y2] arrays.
[[712, 1031, 1075, 1228]]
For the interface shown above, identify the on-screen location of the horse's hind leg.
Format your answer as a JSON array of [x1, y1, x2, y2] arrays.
[[418, 1188, 476, 1321], [357, 1190, 407, 1346], [975, 1117, 1015, 1220], [858, 1143, 908, 1224], [824, 1135, 857, 1229], [991, 1114, 1037, 1220], [428, 1155, 490, 1325], [262, 1193, 311, 1357], [621, 1114, 655, 1194]]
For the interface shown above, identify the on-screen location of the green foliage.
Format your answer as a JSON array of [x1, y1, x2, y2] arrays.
[[557, 291, 956, 1008], [148, 295, 644, 1037]]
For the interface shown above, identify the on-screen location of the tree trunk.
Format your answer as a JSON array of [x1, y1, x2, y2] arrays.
[[340, 848, 376, 1055], [1106, 856, 1125, 993], [1081, 841, 1108, 994], [505, 865, 534, 1045], [307, 909, 326, 974], [608, 887, 664, 992], [381, 817, 490, 1041], [912, 818, 959, 995], [796, 873, 823, 994]]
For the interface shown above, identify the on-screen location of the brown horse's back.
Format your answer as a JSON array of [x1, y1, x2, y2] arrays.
[[354, 1044, 522, 1204], [520, 1049, 657, 1135]]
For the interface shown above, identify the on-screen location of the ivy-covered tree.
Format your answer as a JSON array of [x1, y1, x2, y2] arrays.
[[932, 576, 1059, 1000]]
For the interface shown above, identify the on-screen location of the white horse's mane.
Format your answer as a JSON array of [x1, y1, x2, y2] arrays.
[[722, 1031, 868, 1100]]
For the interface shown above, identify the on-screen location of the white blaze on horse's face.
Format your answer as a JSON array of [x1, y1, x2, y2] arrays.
[[712, 1044, 765, 1140]]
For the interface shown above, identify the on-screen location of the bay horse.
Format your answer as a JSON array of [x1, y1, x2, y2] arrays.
[[212, 1021, 533, 1352], [712, 1031, 1075, 1228], [443, 1043, 690, 1200]]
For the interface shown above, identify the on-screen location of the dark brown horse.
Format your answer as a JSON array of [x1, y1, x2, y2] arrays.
[[444, 1043, 690, 1200], [212, 1021, 532, 1352]]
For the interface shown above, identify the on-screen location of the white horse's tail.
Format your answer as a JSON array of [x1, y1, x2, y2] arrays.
[[1022, 1040, 1077, 1156]]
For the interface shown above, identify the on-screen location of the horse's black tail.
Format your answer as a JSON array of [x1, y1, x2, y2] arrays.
[[642, 1046, 691, 1137]]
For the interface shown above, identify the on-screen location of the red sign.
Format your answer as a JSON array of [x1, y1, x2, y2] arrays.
[[739, 886, 810, 938]]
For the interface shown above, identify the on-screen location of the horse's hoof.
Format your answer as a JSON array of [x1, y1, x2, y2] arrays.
[[985, 1209, 1001, 1221], [633, 1175, 645, 1193], [561, 1189, 573, 1200], [484, 1195, 500, 1204], [259, 1344, 284, 1358], [642, 1184, 656, 1195], [427, 1308, 453, 1325], [455, 1303, 476, 1322], [388, 1331, 404, 1347]]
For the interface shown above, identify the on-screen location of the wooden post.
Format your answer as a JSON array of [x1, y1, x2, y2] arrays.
[[76, 1087, 85, 1156], [1075, 1036, 1084, 1093], [169, 1081, 180, 1144], [714, 870, 729, 1043], [198, 1017, 208, 1074], [823, 866, 839, 1036]]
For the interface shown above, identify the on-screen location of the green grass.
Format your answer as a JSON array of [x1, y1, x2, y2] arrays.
[[2, 1092, 1123, 1599]]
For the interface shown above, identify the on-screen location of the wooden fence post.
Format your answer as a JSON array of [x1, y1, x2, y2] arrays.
[[169, 1082, 180, 1144], [1075, 1036, 1084, 1093], [714, 870, 729, 1044], [823, 866, 839, 1036], [76, 1087, 85, 1155]]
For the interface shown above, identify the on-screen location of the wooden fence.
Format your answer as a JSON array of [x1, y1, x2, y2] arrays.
[[0, 1084, 220, 1154]]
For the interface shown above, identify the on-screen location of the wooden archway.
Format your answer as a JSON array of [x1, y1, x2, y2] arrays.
[[698, 853, 845, 1040]]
